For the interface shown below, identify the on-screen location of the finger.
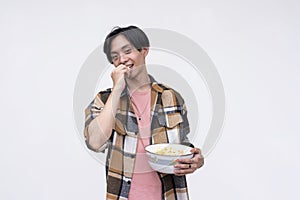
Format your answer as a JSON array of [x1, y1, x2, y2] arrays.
[[116, 64, 127, 68], [112, 67, 129, 76], [120, 65, 132, 71], [120, 67, 129, 73], [199, 160, 204, 168], [190, 154, 204, 168], [190, 147, 201, 154], [192, 153, 201, 161], [176, 158, 193, 163], [114, 65, 128, 72], [195, 157, 204, 168], [174, 162, 192, 169], [190, 148, 204, 161], [112, 66, 126, 74], [174, 168, 194, 176]]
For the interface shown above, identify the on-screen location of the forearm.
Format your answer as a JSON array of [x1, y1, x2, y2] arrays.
[[86, 88, 122, 150]]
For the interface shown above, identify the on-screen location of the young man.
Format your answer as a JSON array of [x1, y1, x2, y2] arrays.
[[84, 26, 204, 200]]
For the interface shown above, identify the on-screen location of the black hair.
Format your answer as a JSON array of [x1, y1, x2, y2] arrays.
[[103, 25, 150, 63]]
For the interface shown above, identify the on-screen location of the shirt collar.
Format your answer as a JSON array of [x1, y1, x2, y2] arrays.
[[120, 74, 164, 97]]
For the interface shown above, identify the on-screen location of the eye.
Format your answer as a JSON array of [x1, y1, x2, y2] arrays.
[[111, 54, 119, 61], [124, 48, 132, 54]]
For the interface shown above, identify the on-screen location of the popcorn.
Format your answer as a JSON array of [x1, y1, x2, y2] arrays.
[[154, 147, 185, 156]]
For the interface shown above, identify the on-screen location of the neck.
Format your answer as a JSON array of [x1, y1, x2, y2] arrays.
[[126, 73, 151, 93]]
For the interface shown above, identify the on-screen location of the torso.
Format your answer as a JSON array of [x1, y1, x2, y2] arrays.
[[128, 89, 162, 200]]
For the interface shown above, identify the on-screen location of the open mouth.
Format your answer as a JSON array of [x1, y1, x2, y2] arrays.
[[127, 64, 134, 69]]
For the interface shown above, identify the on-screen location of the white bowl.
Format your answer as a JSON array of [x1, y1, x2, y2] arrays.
[[145, 143, 193, 174]]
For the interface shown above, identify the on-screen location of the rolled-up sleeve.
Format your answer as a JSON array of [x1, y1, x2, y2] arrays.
[[84, 91, 110, 152], [173, 91, 193, 147]]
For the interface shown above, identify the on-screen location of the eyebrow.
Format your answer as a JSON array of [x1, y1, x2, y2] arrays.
[[110, 44, 132, 54]]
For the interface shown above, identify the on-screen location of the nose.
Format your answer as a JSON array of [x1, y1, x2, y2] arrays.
[[119, 52, 129, 64]]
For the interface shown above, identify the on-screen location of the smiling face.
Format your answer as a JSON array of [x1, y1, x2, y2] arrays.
[[110, 34, 149, 79]]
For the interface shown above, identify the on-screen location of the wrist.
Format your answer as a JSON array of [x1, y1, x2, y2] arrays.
[[112, 86, 124, 95]]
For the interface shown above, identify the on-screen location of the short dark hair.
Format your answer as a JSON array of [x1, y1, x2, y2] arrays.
[[103, 25, 150, 63]]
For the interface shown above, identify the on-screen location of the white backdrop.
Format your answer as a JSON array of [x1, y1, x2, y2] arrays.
[[1, 0, 299, 199]]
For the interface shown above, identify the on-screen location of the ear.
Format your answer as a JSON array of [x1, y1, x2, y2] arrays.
[[141, 47, 149, 57]]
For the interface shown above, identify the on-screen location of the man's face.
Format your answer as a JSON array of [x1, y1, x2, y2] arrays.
[[110, 34, 148, 79]]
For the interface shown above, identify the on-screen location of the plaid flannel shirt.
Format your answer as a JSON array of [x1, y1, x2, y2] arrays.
[[84, 75, 192, 200]]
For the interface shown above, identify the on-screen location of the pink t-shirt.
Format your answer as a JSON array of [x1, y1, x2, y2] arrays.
[[128, 89, 162, 200]]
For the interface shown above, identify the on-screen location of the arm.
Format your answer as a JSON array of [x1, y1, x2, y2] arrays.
[[84, 64, 129, 152], [85, 88, 122, 151], [172, 91, 205, 175]]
